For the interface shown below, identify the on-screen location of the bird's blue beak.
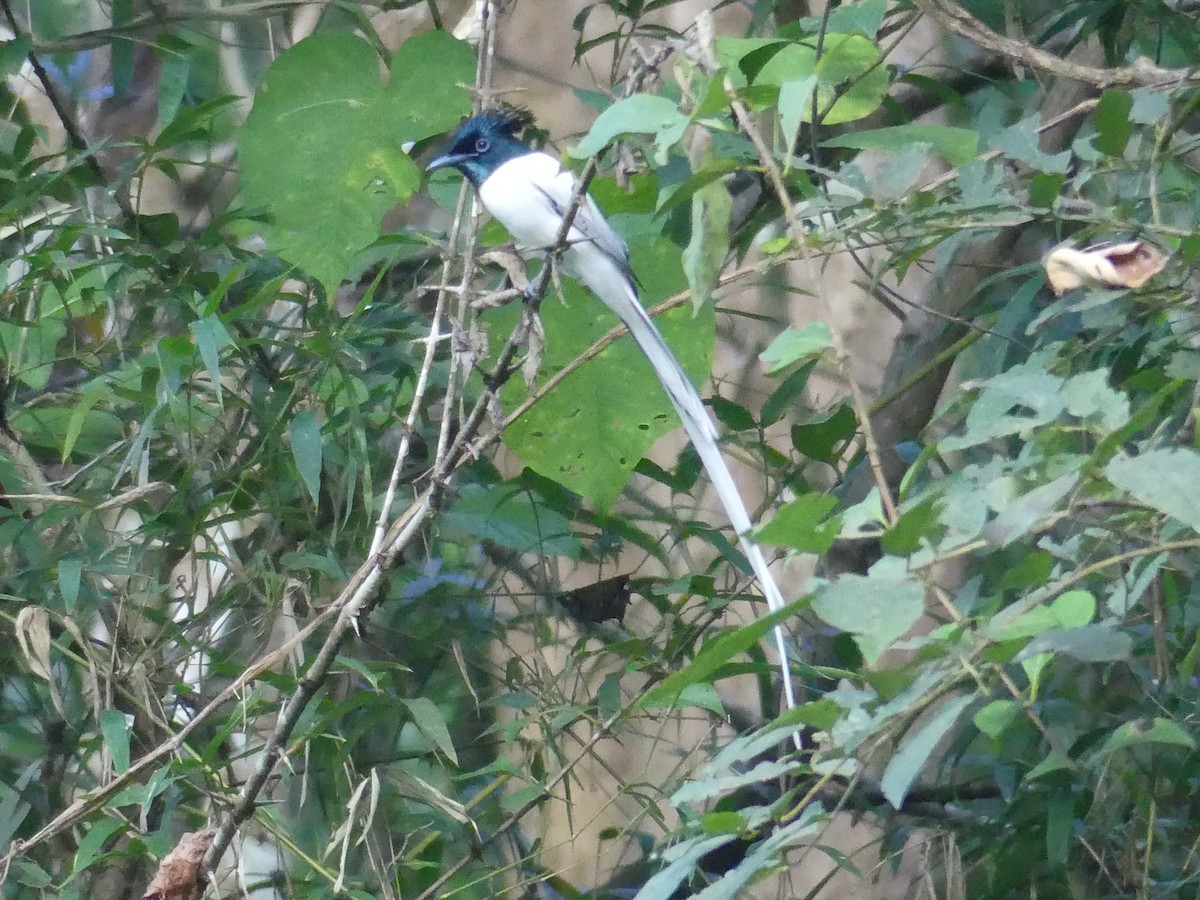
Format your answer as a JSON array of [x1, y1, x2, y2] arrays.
[[425, 152, 469, 174]]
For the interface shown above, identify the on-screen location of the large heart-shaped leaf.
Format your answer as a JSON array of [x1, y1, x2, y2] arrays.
[[239, 30, 474, 296]]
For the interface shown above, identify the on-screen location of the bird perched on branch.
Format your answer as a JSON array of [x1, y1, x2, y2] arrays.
[[426, 107, 801, 743]]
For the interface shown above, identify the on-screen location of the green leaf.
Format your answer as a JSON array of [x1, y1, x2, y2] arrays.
[[940, 364, 1065, 451], [1098, 717, 1196, 756], [442, 482, 581, 558], [239, 30, 472, 295], [289, 409, 323, 506], [401, 698, 458, 765], [982, 472, 1078, 548], [639, 599, 809, 708], [72, 817, 125, 876], [58, 558, 82, 614], [790, 403, 857, 465], [1106, 448, 1200, 533], [759, 321, 832, 373], [155, 35, 193, 130], [754, 34, 889, 125], [880, 695, 973, 808], [570, 94, 689, 161], [778, 76, 818, 161], [993, 116, 1071, 174], [190, 315, 233, 407], [1021, 625, 1133, 663], [1093, 90, 1133, 157], [98, 709, 130, 774], [0, 764, 38, 856], [1045, 795, 1073, 868], [635, 834, 736, 900], [987, 590, 1096, 641], [821, 125, 979, 165], [974, 699, 1020, 739], [0, 37, 30, 77], [488, 236, 707, 511], [681, 173, 732, 315], [753, 493, 839, 553], [810, 566, 923, 665]]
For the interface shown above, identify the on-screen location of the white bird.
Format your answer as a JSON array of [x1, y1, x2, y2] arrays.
[[428, 108, 801, 743]]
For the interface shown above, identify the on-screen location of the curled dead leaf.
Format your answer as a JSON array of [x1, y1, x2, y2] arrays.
[[143, 829, 215, 900], [1044, 240, 1166, 296]]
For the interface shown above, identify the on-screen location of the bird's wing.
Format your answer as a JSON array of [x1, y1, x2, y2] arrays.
[[533, 170, 633, 275]]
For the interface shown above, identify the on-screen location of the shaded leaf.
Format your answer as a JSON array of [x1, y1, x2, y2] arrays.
[[880, 694, 974, 808], [488, 236, 708, 511], [822, 125, 979, 165], [1106, 448, 1200, 533], [810, 567, 924, 665]]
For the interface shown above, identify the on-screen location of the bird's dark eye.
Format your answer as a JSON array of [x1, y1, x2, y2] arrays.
[[474, 137, 491, 153]]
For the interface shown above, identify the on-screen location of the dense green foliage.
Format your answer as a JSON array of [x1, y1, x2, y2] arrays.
[[1, 0, 1199, 897]]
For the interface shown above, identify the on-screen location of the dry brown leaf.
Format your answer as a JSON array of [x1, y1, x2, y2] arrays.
[[1044, 240, 1166, 296], [143, 829, 215, 900]]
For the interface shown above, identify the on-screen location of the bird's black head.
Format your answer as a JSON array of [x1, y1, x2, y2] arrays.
[[426, 106, 535, 186]]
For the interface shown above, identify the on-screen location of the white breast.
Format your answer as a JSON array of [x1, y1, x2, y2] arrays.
[[478, 152, 575, 251]]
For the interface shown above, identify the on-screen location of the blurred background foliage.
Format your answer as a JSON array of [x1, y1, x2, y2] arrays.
[[1, 0, 1199, 898]]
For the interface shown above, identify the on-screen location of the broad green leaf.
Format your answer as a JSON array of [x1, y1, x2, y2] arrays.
[[0, 764, 37, 858], [987, 590, 1096, 641], [634, 834, 736, 900], [754, 493, 839, 553], [1093, 90, 1133, 157], [72, 817, 125, 876], [974, 699, 1020, 739], [791, 403, 857, 465], [1062, 368, 1130, 431], [155, 35, 192, 130], [880, 694, 973, 808], [1106, 448, 1200, 533], [401, 698, 458, 765], [821, 125, 979, 165], [58, 558, 82, 613], [98, 709, 130, 774], [982, 472, 1077, 547], [673, 759, 801, 805], [799, 0, 888, 37], [1098, 717, 1196, 756], [759, 321, 832, 373], [755, 34, 889, 125], [993, 116, 1071, 174], [639, 599, 808, 708], [1046, 796, 1073, 868], [810, 568, 923, 665], [442, 482, 581, 558], [289, 409, 323, 506], [0, 37, 30, 76], [239, 30, 472, 295], [688, 804, 823, 899], [681, 173, 731, 315], [571, 94, 689, 162], [940, 364, 1065, 450], [1025, 749, 1075, 781], [487, 236, 708, 511], [1022, 625, 1133, 662], [11, 405, 125, 460], [0, 317, 66, 391], [778, 76, 818, 161]]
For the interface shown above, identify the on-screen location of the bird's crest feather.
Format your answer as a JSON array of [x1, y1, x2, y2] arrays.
[[474, 105, 534, 138]]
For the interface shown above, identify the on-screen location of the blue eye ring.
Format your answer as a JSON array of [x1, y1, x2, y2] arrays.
[[474, 137, 491, 153]]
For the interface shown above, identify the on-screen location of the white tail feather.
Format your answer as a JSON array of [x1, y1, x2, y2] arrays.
[[570, 247, 802, 746]]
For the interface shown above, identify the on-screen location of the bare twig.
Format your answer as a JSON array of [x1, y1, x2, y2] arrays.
[[913, 0, 1196, 89]]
